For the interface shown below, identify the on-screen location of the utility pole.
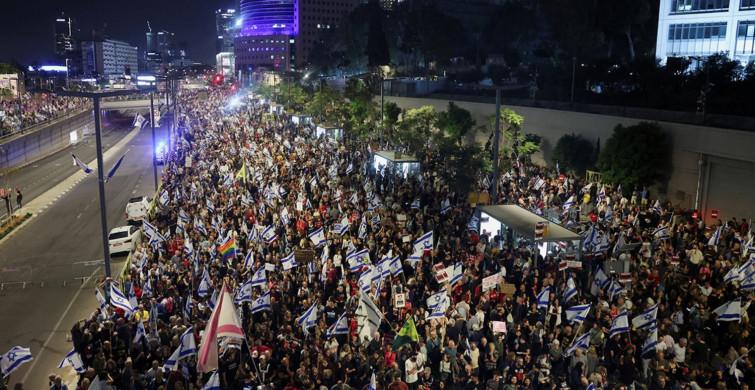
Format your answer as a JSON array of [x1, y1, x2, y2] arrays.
[[491, 87, 501, 204], [150, 91, 158, 191], [39, 87, 157, 278]]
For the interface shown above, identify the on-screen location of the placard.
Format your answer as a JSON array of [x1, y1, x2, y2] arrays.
[[499, 283, 516, 295], [294, 249, 315, 263], [395, 293, 406, 308], [265, 263, 276, 272], [482, 274, 502, 291], [619, 273, 632, 282], [671, 255, 680, 265], [558, 261, 568, 272], [492, 321, 507, 333], [402, 235, 410, 243], [567, 260, 582, 269], [185, 156, 193, 167], [476, 242, 486, 253]]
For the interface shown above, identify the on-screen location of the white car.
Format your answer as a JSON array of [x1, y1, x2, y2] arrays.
[[108, 225, 142, 256], [125, 196, 152, 225]]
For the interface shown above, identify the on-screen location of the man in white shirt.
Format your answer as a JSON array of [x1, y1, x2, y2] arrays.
[[405, 352, 423, 390]]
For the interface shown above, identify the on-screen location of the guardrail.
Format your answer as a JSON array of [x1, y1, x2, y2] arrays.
[[0, 106, 93, 142], [0, 260, 108, 290]]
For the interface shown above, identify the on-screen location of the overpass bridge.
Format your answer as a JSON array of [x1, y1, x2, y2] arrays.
[[101, 99, 173, 110]]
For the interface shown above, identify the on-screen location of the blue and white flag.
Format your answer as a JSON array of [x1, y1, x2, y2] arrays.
[[427, 295, 449, 321], [708, 226, 723, 247], [184, 297, 194, 319], [563, 195, 575, 215], [243, 250, 254, 269], [607, 280, 624, 301], [95, 288, 108, 311], [724, 267, 741, 283], [566, 333, 591, 356], [565, 304, 591, 324], [653, 226, 671, 240], [609, 311, 630, 338], [197, 269, 211, 296], [133, 113, 147, 129], [347, 249, 370, 272], [642, 327, 659, 356], [159, 189, 170, 207], [282, 252, 298, 271], [604, 205, 614, 222], [208, 288, 219, 310], [408, 247, 423, 264], [280, 207, 290, 226], [413, 231, 434, 252], [595, 232, 610, 253], [536, 286, 550, 309], [389, 256, 404, 277], [57, 348, 85, 373], [110, 284, 134, 313], [143, 277, 153, 298], [450, 262, 463, 285], [248, 225, 259, 243], [251, 291, 271, 313], [741, 269, 755, 290], [105, 153, 126, 183], [369, 371, 377, 390], [468, 216, 479, 232], [327, 312, 350, 338], [596, 185, 606, 202], [297, 302, 319, 334], [632, 304, 658, 330], [251, 267, 266, 287], [593, 266, 610, 291], [202, 371, 220, 390], [335, 216, 350, 235], [346, 163, 354, 175], [262, 225, 278, 243], [234, 280, 253, 304], [411, 199, 420, 210], [533, 177, 546, 191], [72, 153, 93, 174], [309, 227, 327, 247], [427, 289, 449, 311], [133, 319, 147, 344], [712, 297, 741, 322], [206, 199, 215, 214], [358, 216, 368, 239], [164, 328, 197, 370], [441, 198, 452, 214], [0, 346, 33, 377], [652, 199, 663, 215], [563, 276, 578, 304]]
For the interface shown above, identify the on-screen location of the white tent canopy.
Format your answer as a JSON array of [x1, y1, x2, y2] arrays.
[[479, 204, 581, 243]]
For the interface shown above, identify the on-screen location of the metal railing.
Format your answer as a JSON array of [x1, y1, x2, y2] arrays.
[[0, 106, 92, 142]]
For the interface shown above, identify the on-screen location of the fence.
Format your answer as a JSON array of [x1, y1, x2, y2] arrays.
[[0, 260, 108, 290]]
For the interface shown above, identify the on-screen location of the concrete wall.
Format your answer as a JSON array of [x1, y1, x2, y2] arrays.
[[382, 96, 755, 224], [0, 110, 92, 170]]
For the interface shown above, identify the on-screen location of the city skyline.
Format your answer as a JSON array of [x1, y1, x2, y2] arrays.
[[0, 0, 222, 66]]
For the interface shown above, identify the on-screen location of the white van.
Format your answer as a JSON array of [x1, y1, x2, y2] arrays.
[[125, 196, 152, 225]]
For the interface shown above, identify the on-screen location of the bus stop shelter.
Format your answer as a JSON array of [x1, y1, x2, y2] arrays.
[[372, 150, 421, 179]]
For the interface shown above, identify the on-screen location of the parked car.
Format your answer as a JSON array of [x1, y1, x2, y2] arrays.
[[125, 196, 151, 225], [108, 225, 141, 256]]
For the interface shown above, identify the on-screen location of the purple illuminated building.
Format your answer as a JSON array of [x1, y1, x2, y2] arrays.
[[234, 0, 360, 71]]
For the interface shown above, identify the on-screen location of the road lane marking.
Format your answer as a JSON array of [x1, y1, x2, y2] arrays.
[[20, 268, 99, 383], [76, 213, 82, 219]]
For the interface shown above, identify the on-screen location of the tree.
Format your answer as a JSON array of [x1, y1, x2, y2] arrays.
[[435, 102, 475, 145], [0, 64, 19, 74], [596, 122, 669, 188], [394, 105, 437, 160], [305, 87, 345, 124], [383, 101, 401, 126], [551, 133, 595, 174], [366, 0, 390, 68]]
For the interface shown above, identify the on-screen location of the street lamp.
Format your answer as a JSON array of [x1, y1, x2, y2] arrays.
[[33, 87, 156, 278]]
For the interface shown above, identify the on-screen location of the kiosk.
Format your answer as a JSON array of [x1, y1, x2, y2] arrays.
[[372, 150, 421, 179], [315, 124, 343, 140]]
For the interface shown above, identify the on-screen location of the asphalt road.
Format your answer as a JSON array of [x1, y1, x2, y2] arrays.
[[0, 112, 170, 389]]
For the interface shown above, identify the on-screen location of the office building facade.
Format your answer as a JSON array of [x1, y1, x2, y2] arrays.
[[216, 8, 238, 54], [656, 0, 755, 64], [234, 0, 359, 71], [81, 39, 138, 75]]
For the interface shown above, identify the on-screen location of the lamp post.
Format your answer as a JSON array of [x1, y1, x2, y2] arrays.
[[34, 87, 156, 278]]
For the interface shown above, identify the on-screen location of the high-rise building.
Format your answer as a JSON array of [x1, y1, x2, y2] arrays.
[[81, 39, 138, 75], [656, 0, 755, 64], [216, 8, 238, 54], [234, 0, 360, 71], [54, 15, 75, 58]]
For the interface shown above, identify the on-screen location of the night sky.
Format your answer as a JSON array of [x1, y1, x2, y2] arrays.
[[0, 0, 225, 67]]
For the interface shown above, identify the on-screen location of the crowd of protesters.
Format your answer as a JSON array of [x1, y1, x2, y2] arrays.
[[0, 94, 89, 135], [43, 84, 754, 390]]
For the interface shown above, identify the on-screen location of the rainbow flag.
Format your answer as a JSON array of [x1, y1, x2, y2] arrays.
[[218, 237, 236, 261]]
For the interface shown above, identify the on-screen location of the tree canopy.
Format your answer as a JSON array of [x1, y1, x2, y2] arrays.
[[596, 122, 670, 188], [551, 133, 595, 174]]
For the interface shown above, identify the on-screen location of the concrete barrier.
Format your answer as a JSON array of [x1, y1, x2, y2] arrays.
[[0, 109, 92, 170]]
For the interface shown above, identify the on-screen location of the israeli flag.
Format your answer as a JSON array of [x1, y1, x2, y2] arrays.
[[413, 231, 434, 252], [563, 276, 578, 304], [159, 189, 170, 207], [57, 348, 85, 373], [631, 304, 658, 330], [708, 226, 723, 247], [282, 252, 298, 271], [565, 304, 591, 324], [566, 332, 591, 356], [184, 297, 193, 319], [563, 195, 575, 214], [427, 289, 449, 311], [608, 280, 624, 301], [235, 280, 253, 304], [358, 217, 368, 239], [143, 277, 153, 298], [105, 153, 127, 183], [164, 328, 197, 371], [280, 207, 290, 225], [336, 216, 350, 235], [251, 267, 266, 287], [308, 227, 327, 247], [249, 225, 259, 243], [184, 238, 194, 258], [652, 199, 663, 215], [309, 175, 318, 188], [346, 163, 354, 175], [724, 267, 741, 283], [197, 269, 210, 296], [642, 327, 659, 356], [407, 247, 424, 264], [712, 297, 741, 322], [110, 284, 134, 313], [468, 216, 479, 232], [133, 319, 147, 344], [243, 250, 254, 269], [251, 291, 271, 313], [0, 346, 33, 377], [194, 217, 207, 236], [536, 286, 550, 309], [533, 177, 546, 191], [72, 153, 93, 174], [604, 205, 614, 222], [390, 256, 404, 277], [95, 288, 108, 311], [297, 302, 319, 334], [411, 199, 420, 210], [450, 262, 463, 285], [262, 225, 278, 243], [609, 311, 630, 338], [653, 226, 671, 240], [206, 199, 215, 214], [327, 312, 350, 338], [347, 249, 370, 272], [593, 267, 610, 291], [427, 295, 449, 320], [441, 198, 452, 214]]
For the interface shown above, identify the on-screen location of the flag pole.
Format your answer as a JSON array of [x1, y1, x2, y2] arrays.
[[569, 321, 584, 348]]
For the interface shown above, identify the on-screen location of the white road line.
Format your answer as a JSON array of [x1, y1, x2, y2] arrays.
[[20, 269, 98, 383], [76, 213, 82, 219]]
